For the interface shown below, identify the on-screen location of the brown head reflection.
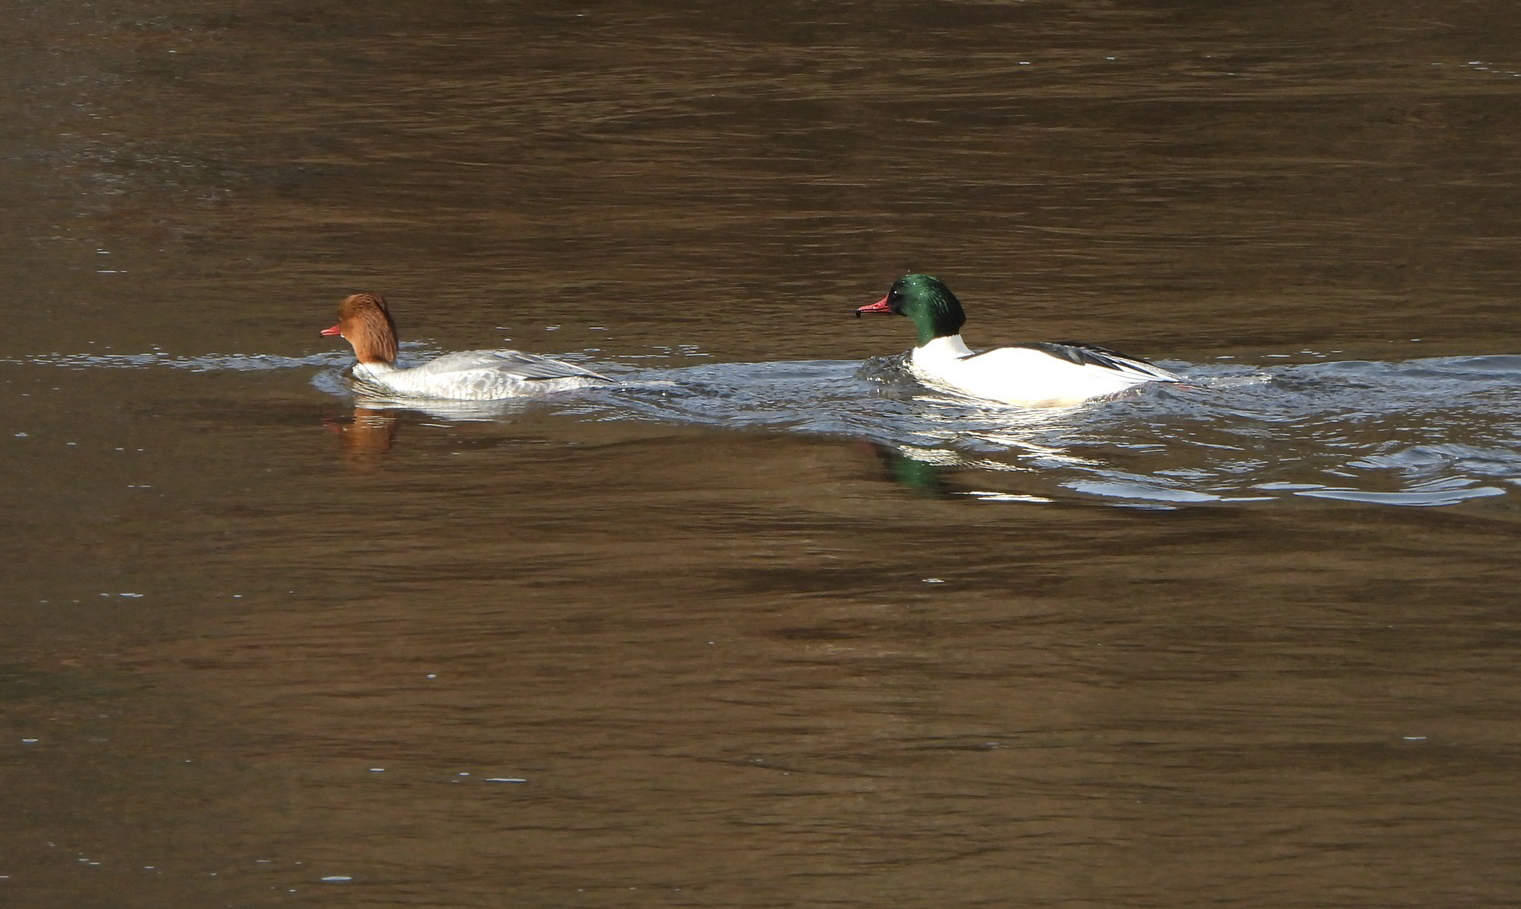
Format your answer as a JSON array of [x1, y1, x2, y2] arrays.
[[324, 406, 399, 468]]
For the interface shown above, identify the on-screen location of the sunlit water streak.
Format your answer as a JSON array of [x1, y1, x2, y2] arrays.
[[22, 349, 1521, 508], [12, 350, 339, 372]]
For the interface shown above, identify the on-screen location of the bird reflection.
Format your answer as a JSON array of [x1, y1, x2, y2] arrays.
[[862, 441, 1065, 504], [865, 442, 958, 497], [324, 407, 400, 466]]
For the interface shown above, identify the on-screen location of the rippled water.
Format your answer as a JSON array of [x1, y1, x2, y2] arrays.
[[28, 342, 1521, 508], [312, 347, 1521, 507]]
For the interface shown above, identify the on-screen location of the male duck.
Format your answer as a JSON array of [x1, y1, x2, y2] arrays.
[[321, 292, 612, 400], [855, 274, 1181, 406]]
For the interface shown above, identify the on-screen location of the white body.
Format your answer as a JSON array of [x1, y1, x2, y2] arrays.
[[910, 335, 1179, 407], [351, 349, 609, 401]]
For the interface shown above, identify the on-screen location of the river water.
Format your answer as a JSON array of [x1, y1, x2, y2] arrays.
[[4, 1, 1521, 907]]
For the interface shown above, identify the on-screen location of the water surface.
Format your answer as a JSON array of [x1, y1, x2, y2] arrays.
[[4, 1, 1521, 907]]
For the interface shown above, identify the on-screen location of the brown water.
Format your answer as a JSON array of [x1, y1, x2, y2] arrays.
[[5, 1, 1521, 906]]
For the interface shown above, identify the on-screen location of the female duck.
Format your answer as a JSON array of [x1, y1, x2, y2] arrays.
[[321, 292, 612, 400], [855, 274, 1180, 407]]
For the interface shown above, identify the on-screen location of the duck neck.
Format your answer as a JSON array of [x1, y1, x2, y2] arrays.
[[918, 333, 974, 358], [353, 360, 399, 378]]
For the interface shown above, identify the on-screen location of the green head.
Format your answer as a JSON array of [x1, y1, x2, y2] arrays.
[[854, 274, 967, 346]]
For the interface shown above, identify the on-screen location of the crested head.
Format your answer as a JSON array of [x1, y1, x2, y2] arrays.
[[882, 274, 967, 346], [324, 292, 399, 365]]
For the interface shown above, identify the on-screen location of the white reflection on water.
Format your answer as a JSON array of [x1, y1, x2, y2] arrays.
[[23, 347, 1521, 508]]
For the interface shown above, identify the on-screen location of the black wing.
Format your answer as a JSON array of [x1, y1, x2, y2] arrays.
[[998, 341, 1180, 381]]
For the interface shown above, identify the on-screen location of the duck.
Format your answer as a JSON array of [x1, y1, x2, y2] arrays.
[[320, 292, 613, 400], [854, 274, 1181, 407]]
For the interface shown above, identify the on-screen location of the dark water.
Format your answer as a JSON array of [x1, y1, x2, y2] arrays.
[[5, 1, 1521, 907]]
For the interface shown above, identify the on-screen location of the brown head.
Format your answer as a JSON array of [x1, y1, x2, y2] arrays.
[[320, 293, 399, 365]]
